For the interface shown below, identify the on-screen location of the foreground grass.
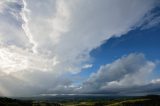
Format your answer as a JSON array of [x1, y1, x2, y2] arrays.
[[108, 99, 150, 106]]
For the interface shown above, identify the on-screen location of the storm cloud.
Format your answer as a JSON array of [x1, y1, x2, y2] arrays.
[[0, 0, 159, 96]]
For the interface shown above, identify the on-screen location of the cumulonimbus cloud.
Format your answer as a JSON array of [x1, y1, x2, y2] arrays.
[[0, 0, 159, 96]]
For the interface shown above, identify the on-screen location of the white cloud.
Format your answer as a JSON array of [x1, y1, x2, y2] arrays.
[[151, 79, 160, 84], [0, 0, 158, 74], [141, 16, 160, 30], [20, 0, 38, 53], [82, 64, 93, 69], [0, 0, 159, 96], [0, 45, 58, 74], [81, 53, 156, 94]]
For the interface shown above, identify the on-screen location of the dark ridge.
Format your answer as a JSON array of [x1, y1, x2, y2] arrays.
[[0, 95, 160, 106]]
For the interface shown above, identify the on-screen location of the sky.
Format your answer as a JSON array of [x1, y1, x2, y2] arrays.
[[0, 0, 160, 97]]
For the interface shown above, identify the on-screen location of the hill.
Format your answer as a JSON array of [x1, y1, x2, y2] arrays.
[[0, 95, 160, 106], [0, 97, 62, 106]]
